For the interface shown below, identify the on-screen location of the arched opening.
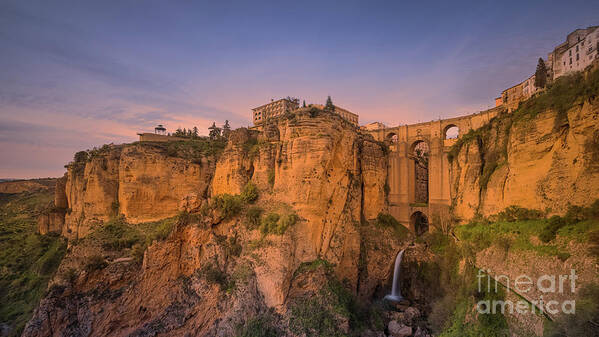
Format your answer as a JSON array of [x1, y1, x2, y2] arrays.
[[386, 132, 398, 143], [410, 211, 429, 236], [444, 125, 459, 139], [411, 141, 429, 204]]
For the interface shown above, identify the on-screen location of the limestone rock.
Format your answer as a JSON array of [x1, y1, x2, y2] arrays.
[[388, 320, 412, 337]]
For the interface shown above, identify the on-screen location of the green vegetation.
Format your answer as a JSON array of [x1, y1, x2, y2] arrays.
[[0, 190, 67, 337], [413, 233, 509, 336], [447, 65, 599, 167], [544, 283, 599, 337], [289, 261, 385, 337], [88, 215, 179, 256], [259, 212, 298, 235], [212, 194, 244, 219], [164, 138, 226, 163], [535, 57, 548, 89], [374, 212, 410, 239], [235, 312, 281, 337], [240, 182, 259, 204], [245, 206, 263, 230], [456, 203, 599, 260]]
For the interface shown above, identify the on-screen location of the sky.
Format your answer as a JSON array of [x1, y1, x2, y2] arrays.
[[1, 0, 598, 179]]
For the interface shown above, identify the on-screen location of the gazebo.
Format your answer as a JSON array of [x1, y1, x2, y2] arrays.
[[154, 124, 166, 135]]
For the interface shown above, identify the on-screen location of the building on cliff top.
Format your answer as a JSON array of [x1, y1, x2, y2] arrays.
[[252, 98, 359, 126], [497, 26, 599, 111], [252, 98, 300, 125], [137, 124, 187, 142], [549, 26, 599, 79]]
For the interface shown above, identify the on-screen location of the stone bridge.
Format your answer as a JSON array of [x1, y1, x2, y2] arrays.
[[365, 106, 504, 234]]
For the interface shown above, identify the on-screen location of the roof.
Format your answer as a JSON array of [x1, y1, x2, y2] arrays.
[[251, 98, 295, 111]]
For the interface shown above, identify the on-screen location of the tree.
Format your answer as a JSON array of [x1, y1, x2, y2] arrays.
[[208, 122, 221, 140], [535, 58, 548, 88], [175, 128, 183, 137], [324, 96, 334, 112], [302, 100, 306, 108], [192, 127, 199, 138], [222, 120, 231, 139]]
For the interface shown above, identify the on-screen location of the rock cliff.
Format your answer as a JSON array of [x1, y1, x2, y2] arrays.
[[450, 68, 599, 221], [25, 109, 414, 337]]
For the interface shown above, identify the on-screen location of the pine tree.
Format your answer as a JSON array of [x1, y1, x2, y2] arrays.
[[535, 58, 548, 88], [192, 127, 199, 138], [324, 96, 334, 112], [222, 120, 231, 139], [302, 100, 306, 108], [208, 122, 221, 140], [175, 128, 183, 136]]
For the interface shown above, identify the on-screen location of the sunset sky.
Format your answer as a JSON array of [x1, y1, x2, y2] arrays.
[[1, 0, 598, 178]]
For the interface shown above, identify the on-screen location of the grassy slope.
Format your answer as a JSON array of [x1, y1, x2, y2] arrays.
[[0, 190, 67, 337]]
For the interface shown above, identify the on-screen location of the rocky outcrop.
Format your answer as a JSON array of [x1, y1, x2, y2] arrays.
[[450, 92, 599, 220], [52, 144, 217, 239], [25, 111, 414, 336]]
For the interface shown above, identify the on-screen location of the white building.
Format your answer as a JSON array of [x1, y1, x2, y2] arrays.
[[549, 26, 599, 79]]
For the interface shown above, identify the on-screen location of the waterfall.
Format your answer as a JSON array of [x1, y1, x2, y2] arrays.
[[384, 249, 405, 302]]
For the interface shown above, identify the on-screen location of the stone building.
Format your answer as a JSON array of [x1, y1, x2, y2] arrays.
[[252, 98, 300, 125], [497, 26, 599, 110], [252, 98, 359, 126], [549, 26, 599, 79], [500, 73, 540, 111], [361, 122, 386, 131], [312, 104, 359, 125]]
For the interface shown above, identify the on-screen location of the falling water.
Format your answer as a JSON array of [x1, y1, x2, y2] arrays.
[[384, 249, 406, 302]]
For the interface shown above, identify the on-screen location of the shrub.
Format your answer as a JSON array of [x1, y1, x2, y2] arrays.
[[246, 206, 263, 230], [199, 262, 227, 288], [236, 313, 281, 337], [278, 213, 298, 232], [131, 243, 147, 264], [259, 213, 280, 235], [376, 212, 399, 228], [85, 255, 107, 272], [213, 194, 243, 219], [259, 212, 298, 235], [241, 182, 259, 204], [539, 216, 567, 243], [495, 205, 543, 222], [151, 218, 176, 241], [97, 218, 143, 251]]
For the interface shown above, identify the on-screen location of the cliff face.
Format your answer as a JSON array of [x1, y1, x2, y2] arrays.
[[450, 80, 599, 220], [26, 110, 411, 337], [52, 144, 216, 239]]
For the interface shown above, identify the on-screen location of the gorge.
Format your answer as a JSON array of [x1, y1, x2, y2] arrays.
[[1, 63, 599, 337]]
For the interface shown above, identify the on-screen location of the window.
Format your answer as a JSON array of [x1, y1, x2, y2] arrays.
[[569, 50, 572, 56], [577, 54, 579, 61], [570, 58, 572, 64], [576, 45, 579, 52]]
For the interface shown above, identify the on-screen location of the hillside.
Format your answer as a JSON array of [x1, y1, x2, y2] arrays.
[[0, 183, 66, 337]]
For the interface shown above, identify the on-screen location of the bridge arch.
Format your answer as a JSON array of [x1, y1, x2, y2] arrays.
[[386, 132, 398, 143], [443, 124, 459, 139], [410, 211, 429, 236]]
